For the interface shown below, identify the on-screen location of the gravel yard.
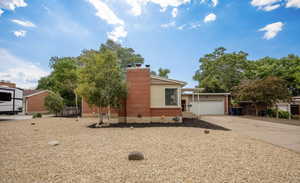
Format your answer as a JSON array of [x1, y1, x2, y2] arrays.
[[1, 117, 300, 183]]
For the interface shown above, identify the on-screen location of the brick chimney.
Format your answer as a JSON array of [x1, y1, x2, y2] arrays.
[[0, 81, 16, 88], [126, 67, 151, 122]]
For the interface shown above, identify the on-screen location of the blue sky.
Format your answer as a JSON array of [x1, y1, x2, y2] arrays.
[[0, 0, 300, 88]]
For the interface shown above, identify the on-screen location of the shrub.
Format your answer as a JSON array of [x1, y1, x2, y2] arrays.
[[44, 92, 64, 116], [32, 113, 42, 118], [266, 108, 277, 117], [278, 110, 290, 119]]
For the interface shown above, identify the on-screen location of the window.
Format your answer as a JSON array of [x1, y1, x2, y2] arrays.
[[165, 88, 178, 106], [0, 92, 12, 101]]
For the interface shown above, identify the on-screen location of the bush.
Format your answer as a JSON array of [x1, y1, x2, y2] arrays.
[[278, 110, 290, 119], [44, 92, 64, 116], [266, 108, 277, 117], [32, 113, 42, 118]]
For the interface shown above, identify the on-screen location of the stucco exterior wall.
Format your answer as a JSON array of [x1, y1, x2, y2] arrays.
[[150, 84, 181, 108]]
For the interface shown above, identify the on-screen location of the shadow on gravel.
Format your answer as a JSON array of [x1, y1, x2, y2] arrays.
[[87, 118, 230, 131]]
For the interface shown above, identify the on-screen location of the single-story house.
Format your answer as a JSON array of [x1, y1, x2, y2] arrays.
[[24, 90, 49, 114], [82, 65, 232, 123], [82, 66, 186, 123]]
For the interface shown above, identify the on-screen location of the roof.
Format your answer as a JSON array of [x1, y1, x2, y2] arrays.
[[150, 75, 187, 86], [24, 90, 48, 98], [182, 92, 231, 96]]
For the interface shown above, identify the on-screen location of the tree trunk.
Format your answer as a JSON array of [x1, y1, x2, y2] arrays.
[[75, 91, 79, 121], [255, 104, 259, 116], [96, 107, 103, 127], [108, 104, 111, 121], [276, 104, 279, 119]]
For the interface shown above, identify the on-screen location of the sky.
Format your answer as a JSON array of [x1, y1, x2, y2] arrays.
[[0, 0, 300, 89]]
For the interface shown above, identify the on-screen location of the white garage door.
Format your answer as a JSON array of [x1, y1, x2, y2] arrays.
[[191, 100, 224, 115]]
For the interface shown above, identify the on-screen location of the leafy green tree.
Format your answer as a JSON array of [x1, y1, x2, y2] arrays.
[[37, 57, 79, 107], [77, 48, 127, 126], [193, 47, 250, 92], [44, 92, 64, 116], [158, 68, 170, 78], [233, 77, 290, 116], [252, 55, 300, 96], [100, 40, 144, 69]]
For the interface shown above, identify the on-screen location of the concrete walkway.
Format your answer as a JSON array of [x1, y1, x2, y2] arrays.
[[201, 116, 300, 153]]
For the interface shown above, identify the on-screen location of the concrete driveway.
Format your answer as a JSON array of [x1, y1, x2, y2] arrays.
[[0, 114, 32, 121], [201, 116, 300, 153]]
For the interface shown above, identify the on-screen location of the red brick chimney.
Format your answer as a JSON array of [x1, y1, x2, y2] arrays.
[[0, 81, 16, 88], [126, 67, 151, 122]]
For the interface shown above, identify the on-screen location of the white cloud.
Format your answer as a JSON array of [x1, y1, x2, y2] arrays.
[[0, 0, 27, 11], [87, 0, 124, 25], [126, 0, 191, 16], [13, 30, 26, 37], [87, 0, 127, 42], [286, 0, 300, 8], [0, 9, 3, 16], [203, 13, 216, 23], [190, 22, 201, 29], [172, 7, 178, 17], [259, 22, 284, 40], [200, 0, 218, 7], [177, 22, 201, 30], [0, 48, 48, 89], [161, 21, 176, 28], [107, 26, 128, 42], [251, 0, 281, 11], [211, 0, 218, 7], [177, 24, 186, 30], [11, 19, 36, 27], [263, 4, 281, 11]]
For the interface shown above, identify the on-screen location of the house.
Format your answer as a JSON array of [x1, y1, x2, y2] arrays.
[[24, 90, 49, 114], [276, 96, 300, 115], [82, 66, 186, 123], [238, 96, 300, 116], [181, 88, 231, 116], [82, 65, 232, 123]]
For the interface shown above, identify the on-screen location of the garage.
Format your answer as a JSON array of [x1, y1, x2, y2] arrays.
[[181, 89, 230, 116], [191, 100, 225, 115]]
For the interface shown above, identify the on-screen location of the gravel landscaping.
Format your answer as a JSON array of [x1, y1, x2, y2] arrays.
[[1, 117, 300, 183]]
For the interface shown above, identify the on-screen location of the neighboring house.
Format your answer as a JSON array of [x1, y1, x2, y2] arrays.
[[82, 65, 232, 123], [24, 90, 49, 114], [238, 96, 300, 116], [276, 96, 300, 115], [181, 88, 230, 116]]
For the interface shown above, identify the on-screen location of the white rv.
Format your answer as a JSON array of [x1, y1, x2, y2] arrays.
[[0, 86, 23, 115]]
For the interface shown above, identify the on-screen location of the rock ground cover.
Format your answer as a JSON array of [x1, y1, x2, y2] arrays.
[[0, 117, 300, 183]]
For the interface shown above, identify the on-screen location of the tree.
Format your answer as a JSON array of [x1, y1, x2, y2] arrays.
[[233, 77, 290, 116], [252, 55, 300, 96], [193, 47, 250, 92], [158, 68, 170, 78], [37, 57, 80, 107], [77, 48, 127, 126], [44, 92, 64, 116], [99, 40, 144, 69]]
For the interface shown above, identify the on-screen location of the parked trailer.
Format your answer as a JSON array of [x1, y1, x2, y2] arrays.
[[0, 86, 23, 115]]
